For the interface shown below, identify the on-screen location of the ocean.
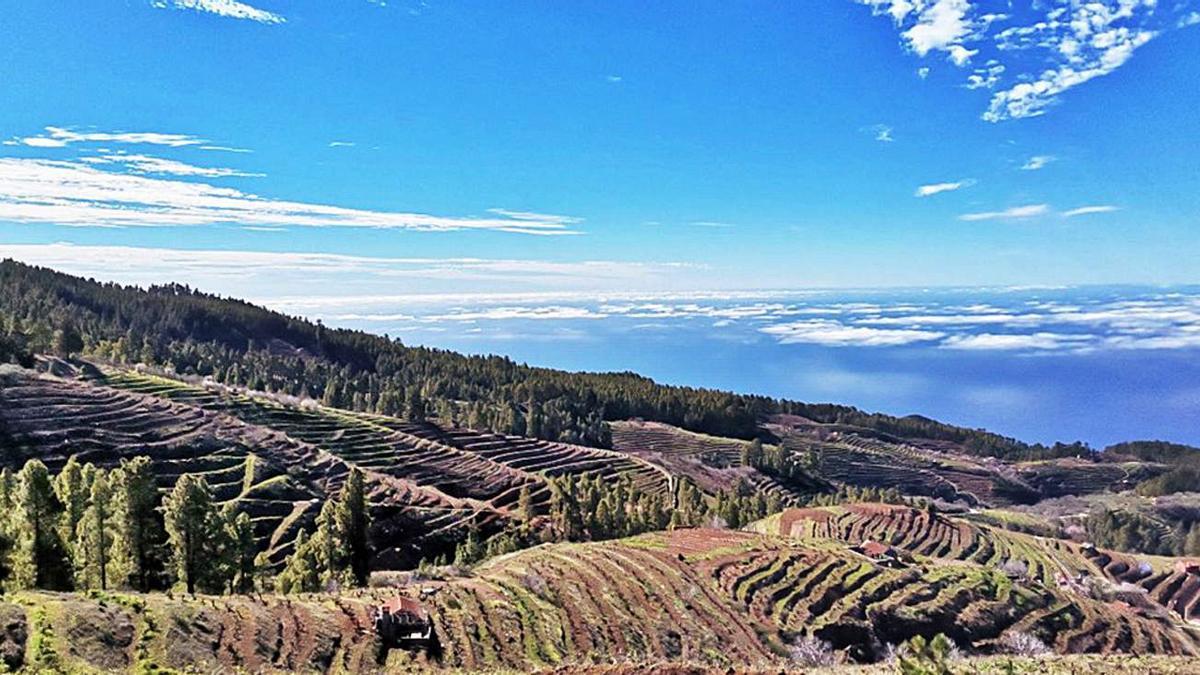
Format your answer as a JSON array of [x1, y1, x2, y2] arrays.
[[290, 285, 1200, 448]]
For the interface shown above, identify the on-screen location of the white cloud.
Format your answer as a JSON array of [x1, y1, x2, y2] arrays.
[[8, 127, 208, 148], [941, 332, 1093, 351], [0, 243, 694, 301], [1062, 205, 1118, 217], [328, 141, 356, 148], [0, 158, 582, 235], [917, 66, 931, 78], [152, 0, 284, 24], [859, 1, 1192, 121], [1021, 155, 1055, 171], [423, 306, 607, 322], [82, 154, 263, 178], [959, 204, 1049, 221], [985, 2, 1160, 121], [761, 319, 944, 347], [606, 75, 623, 83], [860, 0, 981, 64], [915, 179, 973, 197], [870, 124, 895, 142], [947, 44, 979, 66], [1104, 333, 1200, 350], [965, 60, 1005, 89]]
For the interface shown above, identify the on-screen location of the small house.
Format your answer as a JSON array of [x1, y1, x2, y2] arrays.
[[852, 541, 908, 568], [373, 596, 433, 646]]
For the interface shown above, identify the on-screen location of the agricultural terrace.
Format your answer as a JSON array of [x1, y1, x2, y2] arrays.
[[0, 371, 348, 565], [0, 522, 1197, 671], [773, 429, 1042, 507], [103, 369, 669, 504], [755, 503, 1200, 627], [422, 528, 1200, 669], [611, 420, 809, 505], [91, 368, 673, 556]]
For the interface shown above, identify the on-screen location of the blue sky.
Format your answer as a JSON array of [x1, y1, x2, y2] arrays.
[[2, 0, 1199, 296]]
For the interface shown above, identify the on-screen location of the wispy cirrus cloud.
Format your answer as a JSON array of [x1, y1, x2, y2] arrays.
[[151, 0, 285, 24], [3, 126, 209, 149], [915, 179, 973, 197], [1062, 205, 1119, 217], [959, 203, 1048, 221], [1021, 155, 1055, 171], [0, 243, 691, 299], [80, 153, 264, 178], [959, 203, 1119, 220], [0, 157, 580, 235]]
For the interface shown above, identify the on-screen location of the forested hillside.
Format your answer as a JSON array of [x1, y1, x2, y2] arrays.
[[1, 259, 1055, 457]]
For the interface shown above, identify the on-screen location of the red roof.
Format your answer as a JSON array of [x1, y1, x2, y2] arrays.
[[379, 596, 430, 621], [859, 541, 893, 558]]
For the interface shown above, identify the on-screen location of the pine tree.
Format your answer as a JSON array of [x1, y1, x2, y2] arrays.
[[0, 468, 15, 514], [405, 386, 425, 422], [53, 456, 89, 561], [454, 526, 483, 567], [12, 459, 68, 589], [335, 468, 371, 587], [229, 512, 257, 594], [277, 530, 320, 594], [206, 504, 239, 594], [312, 500, 347, 588], [111, 457, 166, 592], [75, 469, 116, 590], [163, 474, 217, 594], [52, 323, 84, 357], [0, 467, 15, 575]]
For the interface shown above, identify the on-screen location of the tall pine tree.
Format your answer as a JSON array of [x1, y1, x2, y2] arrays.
[[163, 474, 217, 594], [75, 469, 116, 590], [12, 459, 68, 589], [336, 468, 371, 586], [111, 457, 166, 591], [53, 456, 89, 562]]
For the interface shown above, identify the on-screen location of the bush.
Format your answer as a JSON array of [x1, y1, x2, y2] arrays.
[[999, 631, 1051, 657], [789, 635, 836, 667]]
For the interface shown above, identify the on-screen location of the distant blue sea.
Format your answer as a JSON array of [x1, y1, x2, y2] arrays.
[[303, 286, 1200, 448]]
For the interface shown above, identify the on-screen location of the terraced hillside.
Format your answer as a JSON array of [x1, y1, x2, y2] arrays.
[[769, 426, 1042, 506], [0, 370, 347, 564], [0, 364, 670, 567], [401, 529, 1199, 667], [752, 503, 1200, 628], [765, 416, 1172, 508], [2, 527, 1196, 673], [611, 420, 815, 506]]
